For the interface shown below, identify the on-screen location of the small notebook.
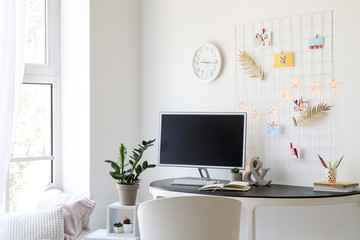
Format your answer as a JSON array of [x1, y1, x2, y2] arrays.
[[313, 182, 359, 188], [199, 181, 251, 192], [313, 182, 359, 193]]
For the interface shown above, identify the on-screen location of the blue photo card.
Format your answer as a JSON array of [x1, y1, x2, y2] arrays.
[[267, 124, 281, 135], [308, 36, 324, 49]]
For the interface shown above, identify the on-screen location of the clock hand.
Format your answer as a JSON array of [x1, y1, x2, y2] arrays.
[[200, 61, 217, 64]]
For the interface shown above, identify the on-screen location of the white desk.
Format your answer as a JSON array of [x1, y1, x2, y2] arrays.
[[149, 178, 360, 240]]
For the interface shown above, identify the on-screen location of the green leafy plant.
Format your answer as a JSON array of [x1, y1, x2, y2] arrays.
[[231, 168, 240, 173], [105, 139, 156, 185], [114, 222, 123, 227]]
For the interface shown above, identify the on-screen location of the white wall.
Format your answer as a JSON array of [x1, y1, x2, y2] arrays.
[[60, 0, 90, 197], [89, 0, 141, 229], [139, 0, 360, 239]]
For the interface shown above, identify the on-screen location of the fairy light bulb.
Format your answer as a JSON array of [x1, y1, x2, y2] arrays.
[[281, 89, 289, 99], [244, 164, 250, 173], [239, 102, 246, 111], [329, 80, 338, 89], [252, 110, 257, 119], [291, 78, 299, 88], [268, 106, 276, 115], [310, 81, 319, 91]]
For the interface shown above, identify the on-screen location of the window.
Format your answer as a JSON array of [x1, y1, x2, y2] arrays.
[[0, 0, 60, 213], [24, 0, 46, 64]]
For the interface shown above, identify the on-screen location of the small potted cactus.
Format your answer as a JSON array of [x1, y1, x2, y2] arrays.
[[113, 222, 123, 234], [123, 217, 133, 234], [230, 167, 242, 182]]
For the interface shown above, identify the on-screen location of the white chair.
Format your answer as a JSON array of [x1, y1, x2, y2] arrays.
[[137, 196, 242, 240]]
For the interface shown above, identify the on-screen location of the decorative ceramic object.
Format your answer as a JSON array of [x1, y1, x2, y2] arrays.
[[325, 168, 337, 183], [243, 157, 272, 185]]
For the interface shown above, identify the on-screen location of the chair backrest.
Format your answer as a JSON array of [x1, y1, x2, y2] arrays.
[[137, 196, 242, 240]]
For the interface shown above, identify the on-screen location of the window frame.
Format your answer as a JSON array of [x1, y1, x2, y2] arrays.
[[24, 0, 60, 76], [3, 0, 60, 213]]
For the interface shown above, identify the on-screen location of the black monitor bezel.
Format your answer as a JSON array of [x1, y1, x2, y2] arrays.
[[157, 112, 247, 170]]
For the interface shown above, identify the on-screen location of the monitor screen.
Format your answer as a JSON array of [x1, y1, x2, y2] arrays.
[[158, 112, 247, 170]]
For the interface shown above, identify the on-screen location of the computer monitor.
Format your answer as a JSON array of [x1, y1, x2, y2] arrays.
[[158, 112, 247, 178]]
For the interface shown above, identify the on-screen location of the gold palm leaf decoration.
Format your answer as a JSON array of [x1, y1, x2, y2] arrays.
[[294, 103, 332, 127], [238, 50, 265, 80]]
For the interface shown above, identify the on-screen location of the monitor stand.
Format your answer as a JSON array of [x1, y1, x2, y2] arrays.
[[198, 168, 211, 180]]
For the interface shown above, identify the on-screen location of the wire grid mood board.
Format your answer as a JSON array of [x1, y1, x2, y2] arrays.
[[235, 11, 335, 173]]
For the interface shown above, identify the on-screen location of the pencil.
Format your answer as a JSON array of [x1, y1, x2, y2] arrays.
[[329, 161, 332, 168], [317, 154, 327, 168], [319, 160, 326, 168], [336, 155, 344, 168], [333, 160, 338, 168]]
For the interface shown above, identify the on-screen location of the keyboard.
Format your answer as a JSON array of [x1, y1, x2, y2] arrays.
[[171, 178, 219, 186]]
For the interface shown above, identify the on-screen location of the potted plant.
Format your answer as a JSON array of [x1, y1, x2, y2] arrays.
[[113, 222, 123, 234], [123, 217, 133, 234], [105, 139, 156, 205], [230, 167, 242, 182]]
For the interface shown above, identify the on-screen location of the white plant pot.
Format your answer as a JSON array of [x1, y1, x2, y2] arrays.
[[123, 223, 133, 234], [230, 172, 242, 182], [113, 226, 123, 234]]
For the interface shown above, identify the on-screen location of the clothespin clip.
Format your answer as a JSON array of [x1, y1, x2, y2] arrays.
[[292, 117, 298, 126], [281, 50, 283, 55]]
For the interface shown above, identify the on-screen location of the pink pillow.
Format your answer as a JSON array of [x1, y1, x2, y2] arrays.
[[36, 184, 95, 240]]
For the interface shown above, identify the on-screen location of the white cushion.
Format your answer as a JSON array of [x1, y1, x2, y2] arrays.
[[0, 206, 64, 240], [36, 184, 95, 239]]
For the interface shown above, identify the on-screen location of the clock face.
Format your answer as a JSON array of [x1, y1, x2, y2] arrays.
[[192, 43, 222, 83]]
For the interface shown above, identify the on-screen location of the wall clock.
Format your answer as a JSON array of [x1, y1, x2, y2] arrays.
[[192, 43, 222, 83]]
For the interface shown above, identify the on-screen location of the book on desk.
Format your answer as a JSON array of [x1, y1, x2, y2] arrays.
[[199, 181, 251, 192], [313, 182, 359, 192]]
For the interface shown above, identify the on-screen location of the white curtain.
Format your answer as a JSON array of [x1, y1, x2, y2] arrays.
[[0, 0, 26, 204]]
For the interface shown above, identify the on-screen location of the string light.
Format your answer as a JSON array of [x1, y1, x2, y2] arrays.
[[252, 110, 257, 119], [329, 80, 338, 89], [310, 81, 319, 91], [291, 78, 299, 88], [239, 102, 246, 111], [281, 89, 289, 99], [268, 106, 276, 115], [244, 164, 250, 173]]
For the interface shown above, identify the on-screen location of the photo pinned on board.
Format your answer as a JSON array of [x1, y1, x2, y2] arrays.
[[267, 122, 281, 135], [274, 52, 293, 68], [293, 97, 308, 112], [308, 36, 324, 49], [253, 31, 271, 48]]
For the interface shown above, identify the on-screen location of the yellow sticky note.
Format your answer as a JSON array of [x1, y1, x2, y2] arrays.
[[274, 52, 293, 68]]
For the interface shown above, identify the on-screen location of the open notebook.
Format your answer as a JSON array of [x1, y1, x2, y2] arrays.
[[199, 181, 251, 192]]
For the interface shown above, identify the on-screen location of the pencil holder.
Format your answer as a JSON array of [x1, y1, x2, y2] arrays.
[[325, 168, 337, 183]]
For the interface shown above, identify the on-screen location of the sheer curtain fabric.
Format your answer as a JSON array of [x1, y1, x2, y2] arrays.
[[0, 0, 26, 203]]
